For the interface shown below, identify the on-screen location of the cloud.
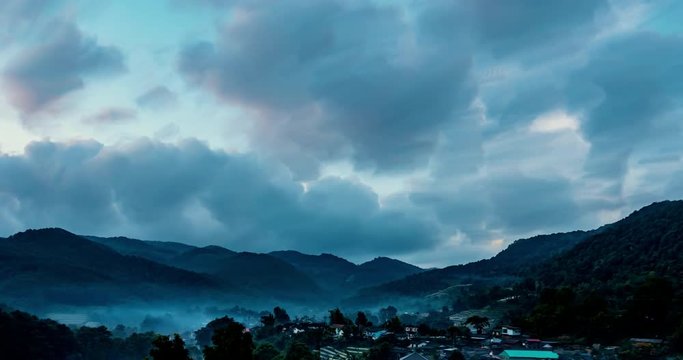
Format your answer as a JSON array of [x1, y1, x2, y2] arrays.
[[84, 107, 137, 124], [486, 174, 581, 233], [1, 21, 125, 117], [0, 0, 60, 44], [462, 0, 610, 58], [136, 86, 178, 110], [0, 139, 438, 258], [566, 31, 683, 201], [178, 0, 476, 175]]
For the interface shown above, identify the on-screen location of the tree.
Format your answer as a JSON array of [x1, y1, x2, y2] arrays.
[[149, 334, 191, 360], [254, 343, 281, 360], [367, 342, 393, 360], [417, 323, 432, 336], [447, 326, 470, 344], [117, 331, 157, 359], [284, 342, 315, 360], [465, 316, 490, 334], [260, 313, 276, 327], [273, 307, 290, 324], [625, 276, 674, 337], [670, 318, 683, 353], [76, 325, 114, 360], [329, 308, 347, 325], [0, 309, 78, 360], [203, 318, 254, 360], [384, 316, 402, 333], [448, 350, 466, 360], [196, 316, 240, 348], [355, 312, 369, 327], [379, 306, 397, 323]]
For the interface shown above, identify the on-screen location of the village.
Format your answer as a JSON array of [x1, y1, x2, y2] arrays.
[[207, 305, 660, 360]]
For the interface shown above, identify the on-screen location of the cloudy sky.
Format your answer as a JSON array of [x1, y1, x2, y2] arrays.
[[1, 0, 682, 267]]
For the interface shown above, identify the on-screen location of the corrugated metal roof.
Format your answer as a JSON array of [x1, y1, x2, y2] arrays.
[[501, 350, 559, 359]]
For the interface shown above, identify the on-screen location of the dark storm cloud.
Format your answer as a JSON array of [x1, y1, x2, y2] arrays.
[[84, 107, 137, 124], [486, 174, 580, 233], [178, 0, 476, 174], [462, 0, 610, 57], [172, 0, 683, 253], [136, 86, 178, 110], [0, 0, 60, 43], [0, 140, 113, 232], [567, 32, 683, 198], [2, 21, 125, 116], [0, 139, 437, 257], [410, 172, 581, 242]]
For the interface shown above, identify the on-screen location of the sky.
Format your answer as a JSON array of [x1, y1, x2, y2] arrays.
[[1, 0, 682, 267]]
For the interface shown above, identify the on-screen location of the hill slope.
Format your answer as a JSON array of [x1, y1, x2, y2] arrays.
[[270, 251, 424, 291], [86, 235, 195, 264], [539, 200, 683, 288], [351, 257, 424, 289], [173, 248, 322, 300], [349, 230, 591, 304], [269, 250, 358, 291], [0, 228, 217, 306]]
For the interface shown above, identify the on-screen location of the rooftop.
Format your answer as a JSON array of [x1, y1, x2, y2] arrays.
[[500, 350, 559, 359]]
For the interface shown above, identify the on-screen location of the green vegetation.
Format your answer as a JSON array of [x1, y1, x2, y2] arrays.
[[2, 200, 683, 358], [505, 201, 683, 345], [464, 315, 490, 335], [202, 317, 254, 360], [149, 334, 191, 360], [0, 308, 161, 360]]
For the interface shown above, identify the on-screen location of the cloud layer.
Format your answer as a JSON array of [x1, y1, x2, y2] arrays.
[[1, 0, 683, 266], [2, 21, 125, 117], [0, 139, 437, 259]]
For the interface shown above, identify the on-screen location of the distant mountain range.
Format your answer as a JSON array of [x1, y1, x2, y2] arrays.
[[0, 228, 424, 308], [1, 200, 682, 312], [269, 250, 423, 291], [0, 229, 216, 307]]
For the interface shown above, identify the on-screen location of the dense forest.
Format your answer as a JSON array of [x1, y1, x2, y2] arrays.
[[509, 201, 683, 346]]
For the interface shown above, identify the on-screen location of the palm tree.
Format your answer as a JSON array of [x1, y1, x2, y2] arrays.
[[465, 315, 490, 335]]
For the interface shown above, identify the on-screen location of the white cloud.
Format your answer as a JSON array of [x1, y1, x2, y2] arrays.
[[529, 111, 580, 133]]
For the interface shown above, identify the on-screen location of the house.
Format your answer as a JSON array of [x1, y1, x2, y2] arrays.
[[399, 352, 430, 360], [499, 350, 559, 360], [365, 329, 388, 340], [318, 346, 370, 360], [523, 338, 542, 349], [331, 324, 345, 338], [319, 346, 349, 360], [405, 326, 419, 338], [629, 338, 664, 346], [501, 326, 522, 336]]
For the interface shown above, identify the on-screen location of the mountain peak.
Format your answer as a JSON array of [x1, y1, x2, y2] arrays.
[[10, 227, 77, 239], [360, 256, 421, 270], [187, 245, 236, 256]]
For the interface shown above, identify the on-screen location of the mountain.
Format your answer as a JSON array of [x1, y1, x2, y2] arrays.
[[511, 201, 683, 343], [539, 200, 683, 288], [349, 230, 592, 304], [269, 250, 358, 290], [86, 235, 195, 264], [171, 245, 237, 273], [269, 251, 424, 291], [357, 201, 683, 303], [351, 257, 424, 288], [173, 247, 321, 300], [0, 228, 217, 306]]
